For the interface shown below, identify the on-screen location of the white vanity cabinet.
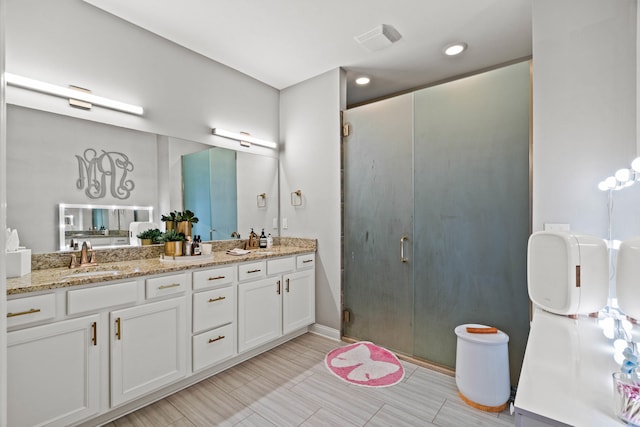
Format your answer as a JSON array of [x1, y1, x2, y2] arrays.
[[7, 314, 101, 427], [6, 247, 315, 426], [238, 254, 315, 352], [110, 296, 187, 407], [238, 276, 283, 352], [283, 269, 315, 334], [191, 265, 237, 372]]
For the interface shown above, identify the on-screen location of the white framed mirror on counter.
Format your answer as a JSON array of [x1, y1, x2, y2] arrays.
[[58, 204, 154, 251], [7, 105, 280, 254]]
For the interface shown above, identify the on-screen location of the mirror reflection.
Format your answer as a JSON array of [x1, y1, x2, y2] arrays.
[[182, 147, 279, 240], [59, 204, 153, 251], [7, 105, 280, 254]]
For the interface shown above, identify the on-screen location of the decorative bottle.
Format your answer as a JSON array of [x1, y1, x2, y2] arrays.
[[259, 229, 267, 248]]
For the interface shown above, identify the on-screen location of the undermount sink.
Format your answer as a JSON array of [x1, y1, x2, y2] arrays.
[[65, 270, 120, 278]]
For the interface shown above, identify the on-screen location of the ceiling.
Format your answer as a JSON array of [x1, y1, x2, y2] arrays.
[[82, 0, 532, 107]]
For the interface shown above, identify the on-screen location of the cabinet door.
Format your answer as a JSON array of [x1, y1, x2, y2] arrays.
[[283, 270, 315, 334], [238, 277, 282, 352], [8, 314, 100, 427], [110, 297, 187, 407]]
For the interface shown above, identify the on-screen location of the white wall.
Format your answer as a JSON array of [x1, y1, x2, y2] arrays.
[[5, 0, 279, 154], [532, 0, 637, 238], [4, 0, 282, 252], [280, 68, 344, 331]]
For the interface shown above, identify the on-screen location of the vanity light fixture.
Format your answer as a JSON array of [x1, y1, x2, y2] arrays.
[[211, 128, 278, 149], [598, 156, 640, 191], [443, 42, 468, 56], [355, 76, 371, 85], [5, 73, 144, 115]]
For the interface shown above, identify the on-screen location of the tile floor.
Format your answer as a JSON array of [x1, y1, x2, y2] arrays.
[[105, 333, 515, 426]]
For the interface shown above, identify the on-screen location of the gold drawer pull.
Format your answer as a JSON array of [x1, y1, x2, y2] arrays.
[[115, 317, 121, 340], [208, 335, 225, 343], [208, 296, 226, 303], [302, 259, 313, 263], [7, 308, 41, 318], [91, 321, 97, 346], [208, 275, 226, 281], [158, 283, 181, 290], [247, 269, 261, 274]]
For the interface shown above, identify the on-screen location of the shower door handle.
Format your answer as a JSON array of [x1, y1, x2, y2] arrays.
[[400, 235, 409, 263]]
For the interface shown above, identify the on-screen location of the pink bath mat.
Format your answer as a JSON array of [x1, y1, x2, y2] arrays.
[[325, 341, 404, 387]]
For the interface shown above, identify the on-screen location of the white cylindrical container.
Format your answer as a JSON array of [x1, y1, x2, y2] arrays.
[[454, 324, 510, 412]]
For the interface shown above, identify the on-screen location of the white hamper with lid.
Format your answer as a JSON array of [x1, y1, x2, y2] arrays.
[[454, 324, 510, 412]]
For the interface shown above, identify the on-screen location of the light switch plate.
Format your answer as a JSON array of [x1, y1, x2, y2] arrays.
[[272, 218, 278, 229], [282, 218, 288, 229]]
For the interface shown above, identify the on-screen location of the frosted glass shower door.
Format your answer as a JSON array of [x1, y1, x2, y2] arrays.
[[183, 148, 237, 240], [412, 61, 530, 380], [343, 94, 414, 354]]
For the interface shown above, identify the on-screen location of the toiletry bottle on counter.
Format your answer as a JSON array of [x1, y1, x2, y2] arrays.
[[185, 237, 192, 256], [193, 235, 201, 256], [267, 233, 273, 249], [259, 229, 267, 248]]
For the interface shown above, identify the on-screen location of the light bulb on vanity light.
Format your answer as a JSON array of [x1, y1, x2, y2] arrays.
[[605, 176, 618, 189], [632, 157, 640, 173], [615, 168, 631, 183]]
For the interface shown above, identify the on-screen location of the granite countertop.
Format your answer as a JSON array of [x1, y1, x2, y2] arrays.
[[7, 245, 315, 295]]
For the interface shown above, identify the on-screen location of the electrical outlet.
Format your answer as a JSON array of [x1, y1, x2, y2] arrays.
[[544, 223, 570, 232], [282, 218, 288, 229]]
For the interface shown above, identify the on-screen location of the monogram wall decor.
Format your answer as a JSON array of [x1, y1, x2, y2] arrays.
[[76, 148, 135, 200]]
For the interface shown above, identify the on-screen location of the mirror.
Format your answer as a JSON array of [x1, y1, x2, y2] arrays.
[[7, 105, 280, 254], [59, 204, 154, 251], [182, 147, 279, 240]]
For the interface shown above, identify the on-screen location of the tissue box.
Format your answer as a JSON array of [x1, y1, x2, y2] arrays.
[[6, 249, 31, 278]]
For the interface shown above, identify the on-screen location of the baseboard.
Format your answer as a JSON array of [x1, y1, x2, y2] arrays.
[[308, 323, 341, 341]]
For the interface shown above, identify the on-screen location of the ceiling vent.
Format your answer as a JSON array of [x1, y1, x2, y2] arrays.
[[354, 24, 402, 52]]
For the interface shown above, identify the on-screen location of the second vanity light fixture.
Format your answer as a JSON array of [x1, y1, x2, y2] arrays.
[[598, 157, 640, 191], [5, 73, 144, 115], [211, 128, 278, 149]]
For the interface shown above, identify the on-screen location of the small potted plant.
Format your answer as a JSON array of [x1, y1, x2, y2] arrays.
[[161, 210, 199, 236], [136, 228, 162, 245], [160, 211, 179, 231], [176, 210, 199, 237], [162, 229, 186, 256]]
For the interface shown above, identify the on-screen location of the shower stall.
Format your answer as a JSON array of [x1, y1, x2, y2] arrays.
[[342, 60, 531, 383]]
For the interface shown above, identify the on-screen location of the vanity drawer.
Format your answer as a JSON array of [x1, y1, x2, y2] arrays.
[[7, 293, 56, 328], [192, 266, 235, 290], [192, 286, 234, 333], [296, 253, 315, 270], [192, 323, 236, 372], [68, 281, 138, 315], [267, 257, 295, 276], [146, 273, 187, 299], [238, 261, 266, 282], [111, 237, 129, 245]]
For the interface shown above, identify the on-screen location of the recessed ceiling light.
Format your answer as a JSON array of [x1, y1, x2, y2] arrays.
[[443, 42, 468, 56], [355, 76, 371, 85]]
